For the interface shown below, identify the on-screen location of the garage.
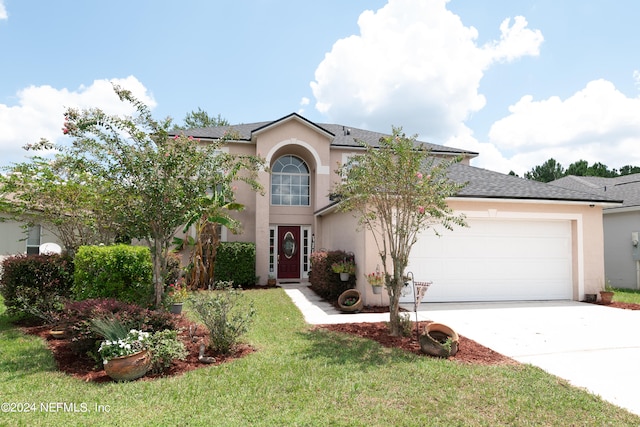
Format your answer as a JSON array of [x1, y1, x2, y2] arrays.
[[401, 218, 573, 303]]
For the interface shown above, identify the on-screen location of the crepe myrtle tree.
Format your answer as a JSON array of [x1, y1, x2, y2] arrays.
[[61, 84, 264, 307], [333, 128, 467, 336]]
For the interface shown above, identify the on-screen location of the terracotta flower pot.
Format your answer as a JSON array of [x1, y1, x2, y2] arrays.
[[337, 289, 363, 313], [600, 291, 614, 305], [419, 322, 459, 358], [104, 350, 151, 381]]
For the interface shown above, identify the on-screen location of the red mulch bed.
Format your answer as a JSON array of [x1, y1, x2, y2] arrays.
[[20, 315, 255, 383], [19, 300, 640, 381], [317, 321, 518, 365]]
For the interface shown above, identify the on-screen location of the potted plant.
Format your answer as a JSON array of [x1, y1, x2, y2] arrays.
[[267, 273, 277, 287], [419, 322, 459, 358], [337, 289, 363, 313], [98, 329, 152, 381], [600, 281, 614, 305], [366, 271, 384, 294], [167, 280, 189, 314], [332, 260, 356, 281]]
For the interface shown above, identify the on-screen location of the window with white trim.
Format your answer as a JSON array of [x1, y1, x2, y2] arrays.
[[271, 155, 310, 206]]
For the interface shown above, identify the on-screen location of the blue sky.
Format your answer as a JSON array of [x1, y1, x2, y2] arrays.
[[1, 0, 640, 176]]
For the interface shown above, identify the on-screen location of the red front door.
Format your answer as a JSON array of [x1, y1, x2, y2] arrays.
[[277, 226, 300, 279]]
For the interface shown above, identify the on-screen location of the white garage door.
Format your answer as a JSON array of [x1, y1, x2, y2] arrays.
[[402, 218, 573, 303]]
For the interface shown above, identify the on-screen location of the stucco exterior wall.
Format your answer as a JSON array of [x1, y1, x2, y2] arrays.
[[0, 216, 62, 256], [603, 210, 640, 289], [249, 119, 335, 283]]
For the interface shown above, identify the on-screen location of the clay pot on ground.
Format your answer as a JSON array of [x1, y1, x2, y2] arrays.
[[419, 322, 459, 358], [103, 350, 152, 381], [337, 289, 363, 313], [600, 291, 614, 305]]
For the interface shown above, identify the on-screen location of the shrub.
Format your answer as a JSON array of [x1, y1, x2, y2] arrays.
[[146, 329, 188, 374], [0, 254, 74, 321], [213, 242, 256, 287], [189, 284, 255, 354], [72, 244, 153, 306], [164, 251, 182, 286], [62, 298, 175, 357], [309, 250, 356, 300]]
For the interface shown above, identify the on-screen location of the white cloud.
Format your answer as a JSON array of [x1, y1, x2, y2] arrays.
[[486, 79, 640, 175], [0, 76, 155, 167], [0, 0, 7, 20], [310, 0, 543, 142], [297, 97, 310, 115]]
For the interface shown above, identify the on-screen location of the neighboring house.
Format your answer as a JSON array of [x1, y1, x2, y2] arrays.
[[550, 174, 639, 290], [176, 113, 620, 304], [0, 215, 62, 258]]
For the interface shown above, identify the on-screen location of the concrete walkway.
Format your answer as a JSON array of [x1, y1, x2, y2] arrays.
[[281, 283, 640, 417]]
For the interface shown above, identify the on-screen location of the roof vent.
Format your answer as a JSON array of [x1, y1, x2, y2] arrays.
[[343, 126, 351, 136]]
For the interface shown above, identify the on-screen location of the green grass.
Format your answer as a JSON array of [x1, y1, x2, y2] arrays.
[[612, 287, 640, 304], [1, 290, 639, 426]]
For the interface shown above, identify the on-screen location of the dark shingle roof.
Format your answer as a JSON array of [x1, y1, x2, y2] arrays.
[[173, 113, 620, 204], [173, 113, 476, 157], [550, 175, 640, 208], [450, 164, 621, 203]]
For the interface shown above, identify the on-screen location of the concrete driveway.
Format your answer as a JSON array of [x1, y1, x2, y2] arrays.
[[281, 285, 640, 416], [411, 301, 640, 416]]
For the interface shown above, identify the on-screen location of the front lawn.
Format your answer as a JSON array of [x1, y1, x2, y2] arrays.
[[611, 287, 640, 304], [1, 290, 639, 426]]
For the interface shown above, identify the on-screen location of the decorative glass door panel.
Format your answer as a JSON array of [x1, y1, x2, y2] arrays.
[[277, 226, 300, 279]]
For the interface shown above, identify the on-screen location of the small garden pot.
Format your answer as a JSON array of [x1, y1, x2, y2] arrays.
[[339, 272, 350, 282], [337, 289, 363, 313], [104, 350, 151, 381], [419, 322, 459, 358], [170, 303, 184, 314], [600, 291, 614, 305], [371, 285, 383, 295]]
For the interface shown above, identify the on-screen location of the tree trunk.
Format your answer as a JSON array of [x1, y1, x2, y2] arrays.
[[388, 283, 402, 336], [153, 238, 164, 308]]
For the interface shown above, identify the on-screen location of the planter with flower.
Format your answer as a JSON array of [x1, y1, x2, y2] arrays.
[[332, 260, 356, 281], [366, 271, 385, 294], [337, 288, 363, 313], [98, 329, 151, 381], [167, 280, 189, 314]]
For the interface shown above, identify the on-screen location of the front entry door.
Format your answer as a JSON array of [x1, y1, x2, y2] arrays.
[[277, 226, 300, 279]]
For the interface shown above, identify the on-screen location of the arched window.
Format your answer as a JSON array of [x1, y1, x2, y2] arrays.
[[271, 155, 310, 206]]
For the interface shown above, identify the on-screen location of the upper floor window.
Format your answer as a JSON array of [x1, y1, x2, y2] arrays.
[[271, 155, 310, 206]]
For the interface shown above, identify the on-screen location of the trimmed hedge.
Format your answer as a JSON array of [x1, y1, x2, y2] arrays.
[[72, 244, 153, 306], [214, 242, 256, 287], [309, 250, 356, 300], [0, 254, 74, 318]]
